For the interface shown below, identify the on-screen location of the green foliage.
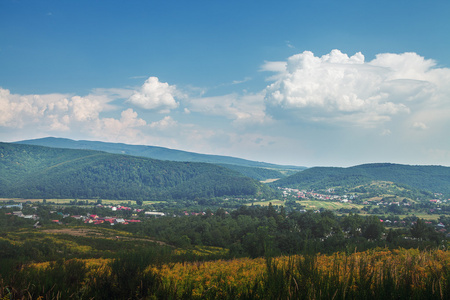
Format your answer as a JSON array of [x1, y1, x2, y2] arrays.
[[217, 163, 289, 180], [3, 249, 450, 300], [1, 201, 449, 299], [15, 137, 307, 171], [274, 163, 450, 196], [0, 142, 274, 200]]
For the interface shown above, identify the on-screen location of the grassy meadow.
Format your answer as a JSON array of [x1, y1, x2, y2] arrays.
[[2, 247, 450, 299], [248, 199, 365, 211]]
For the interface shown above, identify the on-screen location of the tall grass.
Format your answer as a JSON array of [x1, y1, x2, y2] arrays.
[[1, 248, 450, 299]]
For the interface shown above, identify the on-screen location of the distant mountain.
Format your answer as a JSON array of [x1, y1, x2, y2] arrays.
[[273, 163, 450, 195], [15, 137, 305, 180], [0, 142, 275, 201]]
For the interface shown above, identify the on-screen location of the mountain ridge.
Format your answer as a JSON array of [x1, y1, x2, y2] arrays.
[[14, 137, 305, 170], [0, 142, 275, 201], [273, 163, 450, 195]]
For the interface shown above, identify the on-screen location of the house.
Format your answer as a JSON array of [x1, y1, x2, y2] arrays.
[[23, 215, 38, 220], [126, 219, 141, 223], [13, 211, 24, 217], [104, 218, 117, 225], [145, 212, 165, 217], [0, 203, 23, 209]]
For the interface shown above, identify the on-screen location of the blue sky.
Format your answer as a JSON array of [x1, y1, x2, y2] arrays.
[[1, 0, 450, 167]]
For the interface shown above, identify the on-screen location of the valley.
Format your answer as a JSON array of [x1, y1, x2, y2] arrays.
[[2, 139, 450, 299]]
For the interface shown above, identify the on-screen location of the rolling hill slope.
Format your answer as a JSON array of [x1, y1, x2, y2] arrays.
[[273, 163, 450, 195], [14, 137, 305, 180], [0, 142, 274, 201]]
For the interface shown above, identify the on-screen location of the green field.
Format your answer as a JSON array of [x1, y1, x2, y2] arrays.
[[297, 200, 365, 210], [246, 199, 444, 221], [248, 199, 365, 210], [247, 199, 286, 206], [0, 198, 165, 206]]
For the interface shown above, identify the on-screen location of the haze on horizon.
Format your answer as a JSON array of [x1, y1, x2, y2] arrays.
[[1, 0, 450, 168]]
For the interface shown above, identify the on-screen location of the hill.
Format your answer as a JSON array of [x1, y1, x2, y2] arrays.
[[14, 137, 305, 180], [0, 142, 274, 201], [273, 163, 450, 195]]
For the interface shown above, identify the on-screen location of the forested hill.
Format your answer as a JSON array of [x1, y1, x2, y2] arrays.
[[0, 142, 274, 201], [273, 163, 450, 194], [15, 137, 305, 176]]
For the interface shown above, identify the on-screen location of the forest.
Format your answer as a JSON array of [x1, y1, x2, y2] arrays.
[[0, 143, 274, 200], [273, 163, 450, 196], [15, 137, 305, 176]]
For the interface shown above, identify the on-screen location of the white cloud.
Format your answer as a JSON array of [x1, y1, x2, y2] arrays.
[[91, 87, 134, 101], [381, 129, 392, 136], [412, 121, 428, 130], [187, 93, 269, 125], [231, 77, 251, 85], [263, 49, 450, 127], [0, 87, 151, 145], [149, 116, 177, 130], [92, 108, 147, 142], [286, 40, 295, 49], [0, 88, 115, 130], [127, 77, 180, 112], [2, 49, 450, 167], [260, 61, 286, 73], [69, 96, 103, 122]]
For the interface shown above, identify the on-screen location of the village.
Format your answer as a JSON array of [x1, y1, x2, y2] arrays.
[[279, 187, 449, 207]]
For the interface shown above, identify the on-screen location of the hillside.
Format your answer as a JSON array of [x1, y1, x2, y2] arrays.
[[14, 137, 305, 180], [0, 142, 274, 201], [273, 163, 450, 195]]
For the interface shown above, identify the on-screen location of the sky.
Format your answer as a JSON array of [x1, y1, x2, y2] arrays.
[[1, 0, 450, 167]]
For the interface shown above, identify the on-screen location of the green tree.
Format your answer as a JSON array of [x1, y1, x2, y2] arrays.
[[410, 218, 429, 240], [362, 216, 384, 240]]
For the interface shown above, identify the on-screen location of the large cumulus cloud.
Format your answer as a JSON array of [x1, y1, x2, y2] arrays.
[[127, 77, 181, 113], [0, 88, 105, 130], [0, 87, 148, 142], [263, 49, 450, 127]]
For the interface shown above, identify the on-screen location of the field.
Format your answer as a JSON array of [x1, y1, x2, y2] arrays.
[[0, 198, 164, 206], [260, 178, 280, 183], [248, 199, 286, 206], [149, 248, 450, 299], [4, 248, 450, 299], [248, 199, 365, 210], [296, 199, 365, 210]]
